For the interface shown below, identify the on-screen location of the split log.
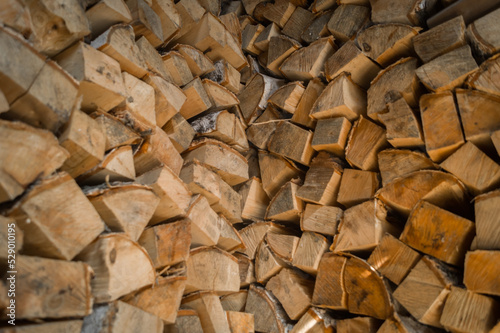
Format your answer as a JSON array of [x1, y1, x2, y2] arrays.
[[181, 292, 231, 333], [377, 149, 438, 186], [393, 256, 459, 327], [440, 287, 500, 333], [185, 195, 222, 247], [254, 23, 281, 53], [266, 181, 303, 224], [268, 83, 305, 114], [420, 91, 465, 162], [345, 116, 388, 171], [310, 73, 366, 122], [242, 24, 265, 56], [125, 0, 164, 47], [82, 301, 163, 333], [262, 0, 296, 28], [268, 121, 314, 166], [88, 184, 159, 241], [221, 290, 249, 312], [172, 0, 206, 44], [327, 4, 370, 43], [258, 150, 303, 198], [162, 113, 195, 153], [232, 254, 256, 287], [324, 40, 381, 89], [291, 78, 325, 129], [357, 23, 421, 67], [337, 169, 380, 208], [292, 231, 329, 275], [92, 111, 142, 151], [475, 190, 500, 250], [367, 233, 421, 285], [8, 172, 104, 260], [91, 24, 148, 78], [301, 204, 342, 236], [337, 317, 382, 333], [370, 0, 437, 26], [466, 53, 500, 96], [267, 36, 302, 76], [78, 146, 135, 185], [413, 16, 466, 63], [0, 216, 23, 261], [136, 165, 192, 224], [467, 8, 500, 61], [400, 201, 475, 266], [164, 309, 204, 333], [367, 57, 420, 122], [179, 77, 212, 120], [266, 268, 314, 320], [415, 45, 478, 92], [0, 0, 31, 37], [86, 0, 133, 38], [218, 216, 245, 251], [255, 239, 288, 282], [279, 37, 336, 81], [184, 247, 240, 295], [464, 250, 500, 297], [204, 60, 241, 94], [237, 221, 292, 259], [138, 219, 191, 269], [151, 0, 181, 44], [282, 7, 314, 42], [377, 313, 439, 333], [123, 275, 187, 324], [440, 141, 500, 195], [120, 71, 156, 129], [76, 234, 155, 303], [245, 284, 291, 333], [0, 120, 69, 204], [183, 139, 249, 186], [26, 0, 90, 57], [202, 79, 240, 111], [220, 13, 242, 47], [301, 10, 333, 44], [172, 44, 215, 78], [265, 233, 299, 263], [55, 41, 127, 113], [290, 307, 336, 333], [296, 152, 344, 206], [226, 311, 255, 333], [162, 51, 194, 86], [311, 117, 352, 157], [59, 110, 106, 178], [238, 178, 270, 221], [137, 36, 172, 82], [0, 255, 92, 320]]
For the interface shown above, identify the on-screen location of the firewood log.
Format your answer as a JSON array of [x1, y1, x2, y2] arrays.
[[143, 74, 186, 127], [172, 0, 206, 44], [173, 44, 216, 77], [266, 180, 304, 224], [237, 221, 293, 259], [238, 177, 270, 221], [311, 117, 352, 157], [467, 8, 500, 61], [225, 311, 255, 333], [220, 13, 242, 48], [301, 204, 342, 236], [151, 0, 181, 44], [301, 10, 333, 44], [0, 0, 31, 37], [162, 113, 195, 153], [282, 7, 314, 42], [164, 309, 204, 333], [291, 78, 324, 129], [242, 24, 265, 56], [245, 284, 291, 333], [292, 231, 329, 275], [337, 317, 382, 333], [290, 307, 335, 333], [268, 121, 314, 166], [268, 82, 305, 115], [221, 290, 248, 312], [0, 320, 84, 332], [370, 0, 438, 26], [266, 36, 301, 77], [186, 195, 222, 247], [91, 111, 142, 151], [466, 53, 500, 96], [86, 0, 132, 39], [204, 60, 241, 94], [202, 79, 240, 111], [337, 169, 380, 208], [378, 149, 438, 186], [137, 37, 173, 82], [464, 250, 500, 297], [255, 239, 288, 282], [179, 77, 213, 120], [327, 5, 370, 43], [258, 150, 303, 198], [162, 51, 194, 86], [182, 291, 231, 333], [475, 190, 500, 250], [377, 313, 440, 333], [125, 0, 164, 47], [218, 215, 245, 251]]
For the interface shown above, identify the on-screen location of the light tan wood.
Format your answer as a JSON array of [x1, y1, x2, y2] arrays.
[[182, 292, 231, 333], [55, 41, 126, 113], [173, 44, 215, 77], [367, 57, 420, 122], [400, 201, 475, 266], [26, 0, 90, 56], [420, 91, 465, 162], [164, 310, 204, 333], [493, 130, 500, 156], [282, 7, 314, 42], [467, 8, 500, 61], [138, 219, 191, 269], [337, 317, 382, 333], [475, 190, 500, 250], [121, 71, 157, 128], [220, 12, 242, 47], [245, 284, 290, 333], [151, 0, 181, 44], [0, 255, 92, 320], [268, 121, 314, 166], [221, 290, 249, 312], [8, 172, 104, 260], [311, 253, 347, 310], [0, 120, 68, 204], [123, 275, 186, 324], [325, 40, 381, 89], [134, 126, 183, 176], [179, 77, 213, 119], [378, 149, 438, 186], [205, 60, 241, 94], [367, 233, 421, 285], [345, 116, 388, 171], [296, 152, 343, 206], [241, 0, 266, 16], [255, 239, 287, 282], [337, 169, 379, 208], [237, 221, 292, 259], [171, 0, 206, 44], [0, 216, 23, 262], [280, 37, 336, 81], [226, 311, 255, 333], [268, 82, 305, 114], [76, 234, 155, 303], [357, 23, 421, 67], [267, 35, 301, 76], [217, 215, 245, 252], [301, 204, 342, 237], [91, 111, 142, 151], [258, 150, 303, 198], [290, 307, 335, 333], [441, 141, 500, 195], [162, 113, 196, 153], [78, 146, 135, 185], [88, 184, 159, 241], [232, 254, 255, 288], [202, 79, 240, 111], [467, 53, 500, 97], [266, 181, 303, 224], [254, 104, 286, 123], [186, 195, 222, 247], [327, 4, 369, 43], [377, 313, 438, 333], [464, 250, 500, 297], [265, 232, 299, 263], [301, 10, 333, 44], [291, 78, 325, 129], [0, 320, 84, 332], [162, 51, 194, 86], [292, 231, 329, 275], [185, 246, 240, 295], [86, 0, 133, 38], [125, 0, 164, 47], [242, 24, 265, 55], [91, 24, 148, 78], [0, 0, 31, 37], [239, 178, 270, 221], [370, 0, 438, 26], [262, 0, 296, 28], [440, 287, 500, 333], [415, 45, 478, 92]]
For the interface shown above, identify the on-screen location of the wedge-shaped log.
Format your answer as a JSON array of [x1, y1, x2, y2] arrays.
[[91, 24, 148, 78], [345, 116, 388, 171], [301, 10, 332, 43], [179, 77, 212, 120], [312, 252, 393, 319], [237, 221, 292, 259], [171, 0, 206, 44], [367, 57, 420, 122], [357, 23, 421, 67], [55, 42, 126, 113], [394, 256, 459, 328], [291, 308, 336, 333], [327, 5, 369, 43], [266, 181, 303, 224], [268, 82, 305, 114], [245, 284, 291, 333], [415, 45, 478, 92], [242, 24, 264, 56], [125, 0, 164, 47], [0, 255, 92, 320], [137, 37, 173, 82], [226, 311, 255, 333], [291, 78, 324, 129], [246, 120, 281, 150], [183, 139, 249, 186], [311, 117, 352, 157], [266, 268, 314, 320], [268, 121, 314, 166], [86, 0, 133, 38], [258, 150, 303, 198], [123, 275, 186, 324], [293, 231, 329, 275], [82, 301, 163, 333], [217, 215, 245, 252], [120, 72, 156, 128], [282, 7, 314, 42], [77, 234, 155, 303], [301, 204, 342, 236], [92, 111, 142, 151], [370, 0, 437, 26], [220, 13, 242, 48], [205, 60, 241, 94], [162, 51, 194, 86], [202, 79, 240, 111], [26, 0, 90, 57], [78, 146, 135, 185], [186, 194, 222, 247], [337, 169, 379, 208], [440, 142, 500, 195], [173, 44, 215, 77], [296, 152, 343, 206], [143, 74, 186, 127], [280, 37, 336, 81], [221, 290, 248, 312], [467, 53, 500, 96], [254, 23, 280, 52], [162, 113, 195, 153], [377, 313, 438, 333], [59, 110, 106, 178], [400, 201, 475, 266], [87, 185, 159, 241], [325, 40, 381, 89], [464, 250, 500, 297], [239, 178, 270, 221], [134, 127, 183, 176], [310, 73, 366, 121], [267, 36, 302, 77], [8, 172, 104, 260], [255, 239, 288, 282], [262, 0, 296, 28], [164, 309, 204, 333], [467, 8, 500, 61], [233, 254, 256, 288], [375, 170, 468, 217], [475, 190, 500, 250], [440, 287, 500, 333], [0, 0, 31, 37], [182, 292, 231, 333], [0, 121, 68, 204], [185, 246, 240, 295], [367, 233, 421, 285], [378, 149, 437, 186], [265, 232, 299, 263]]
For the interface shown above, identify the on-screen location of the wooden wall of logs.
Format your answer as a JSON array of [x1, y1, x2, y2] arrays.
[[1, 0, 500, 332]]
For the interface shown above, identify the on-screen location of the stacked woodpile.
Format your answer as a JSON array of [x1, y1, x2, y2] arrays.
[[1, 0, 500, 332]]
